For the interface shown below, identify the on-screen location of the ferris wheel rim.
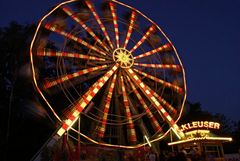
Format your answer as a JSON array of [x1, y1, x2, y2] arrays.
[[30, 0, 187, 147]]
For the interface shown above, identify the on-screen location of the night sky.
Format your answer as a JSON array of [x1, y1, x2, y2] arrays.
[[0, 0, 240, 120]]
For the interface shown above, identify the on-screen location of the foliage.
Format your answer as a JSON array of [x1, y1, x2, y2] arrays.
[[0, 21, 239, 160], [179, 101, 213, 124], [0, 22, 55, 161]]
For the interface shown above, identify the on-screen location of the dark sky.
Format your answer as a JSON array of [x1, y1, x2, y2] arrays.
[[0, 0, 240, 120]]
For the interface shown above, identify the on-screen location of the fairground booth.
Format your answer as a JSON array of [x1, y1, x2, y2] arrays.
[[168, 121, 232, 160]]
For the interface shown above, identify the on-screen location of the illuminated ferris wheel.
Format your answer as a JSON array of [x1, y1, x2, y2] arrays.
[[30, 0, 186, 148]]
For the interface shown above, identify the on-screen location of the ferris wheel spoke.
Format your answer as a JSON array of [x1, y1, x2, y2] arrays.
[[145, 86, 177, 115], [123, 11, 136, 49], [97, 74, 117, 138], [129, 25, 155, 53], [120, 76, 137, 144], [109, 2, 119, 48], [30, 0, 187, 147], [134, 63, 181, 71], [44, 65, 108, 89], [133, 69, 183, 94], [44, 23, 107, 56], [61, 6, 110, 52], [37, 49, 106, 61], [125, 68, 184, 137], [85, 0, 114, 49], [57, 65, 119, 136], [134, 43, 172, 60], [126, 76, 163, 133]]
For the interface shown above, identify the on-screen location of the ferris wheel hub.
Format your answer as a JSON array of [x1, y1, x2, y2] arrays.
[[30, 0, 187, 148], [113, 48, 134, 68]]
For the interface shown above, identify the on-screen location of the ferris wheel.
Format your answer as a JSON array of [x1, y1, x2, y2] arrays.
[[30, 0, 186, 148]]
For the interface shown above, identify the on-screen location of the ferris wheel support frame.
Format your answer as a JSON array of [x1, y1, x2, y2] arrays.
[[30, 1, 187, 157]]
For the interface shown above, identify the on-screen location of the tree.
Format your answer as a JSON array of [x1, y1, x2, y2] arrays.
[[0, 22, 55, 161], [179, 101, 213, 124]]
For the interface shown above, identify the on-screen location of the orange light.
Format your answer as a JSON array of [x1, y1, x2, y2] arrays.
[[180, 121, 220, 132], [168, 136, 232, 146], [185, 130, 210, 135]]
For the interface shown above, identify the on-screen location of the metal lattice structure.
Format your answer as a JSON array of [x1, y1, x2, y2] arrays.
[[30, 0, 186, 148]]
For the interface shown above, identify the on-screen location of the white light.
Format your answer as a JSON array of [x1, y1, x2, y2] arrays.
[[93, 88, 98, 94], [146, 90, 150, 94], [103, 76, 108, 81], [86, 95, 92, 101], [65, 119, 72, 126], [171, 127, 181, 140], [166, 115, 172, 121], [140, 82, 144, 88], [57, 128, 65, 136], [144, 135, 151, 147], [168, 136, 233, 146], [67, 117, 79, 131], [133, 75, 138, 80], [73, 111, 79, 117], [160, 108, 166, 113], [73, 73, 79, 77], [81, 102, 87, 108], [98, 82, 104, 87]]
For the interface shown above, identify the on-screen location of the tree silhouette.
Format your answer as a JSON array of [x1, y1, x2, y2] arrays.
[[0, 22, 239, 161], [0, 22, 55, 161], [179, 101, 213, 124]]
